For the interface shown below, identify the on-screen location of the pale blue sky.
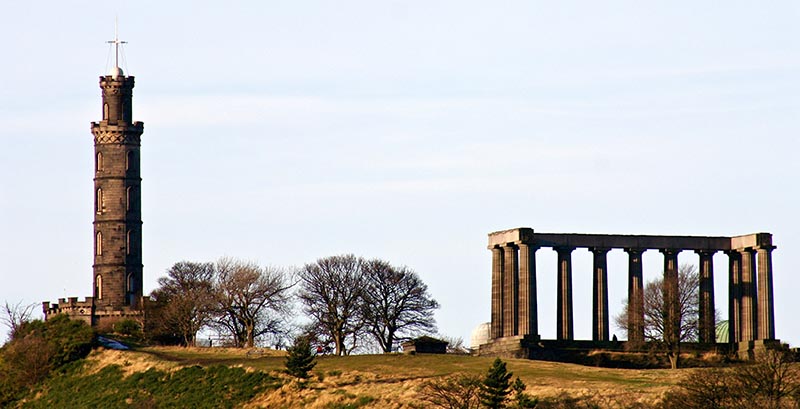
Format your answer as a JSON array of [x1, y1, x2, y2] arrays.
[[1, 1, 798, 346]]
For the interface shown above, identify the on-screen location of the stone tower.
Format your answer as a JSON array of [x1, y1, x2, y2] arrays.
[[43, 33, 145, 328], [90, 64, 144, 311]]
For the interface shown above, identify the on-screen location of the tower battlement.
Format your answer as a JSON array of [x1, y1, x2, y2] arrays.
[[43, 297, 95, 326]]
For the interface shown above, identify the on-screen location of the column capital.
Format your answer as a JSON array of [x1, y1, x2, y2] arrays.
[[516, 242, 540, 251], [488, 243, 520, 250], [724, 249, 742, 257], [695, 249, 718, 256], [588, 247, 611, 254], [756, 245, 777, 252], [553, 246, 576, 254], [624, 247, 647, 255], [659, 248, 682, 256]]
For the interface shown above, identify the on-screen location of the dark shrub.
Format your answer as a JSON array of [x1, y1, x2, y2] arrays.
[[285, 336, 317, 379]]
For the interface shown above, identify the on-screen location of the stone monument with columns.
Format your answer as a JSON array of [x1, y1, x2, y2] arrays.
[[479, 227, 779, 360]]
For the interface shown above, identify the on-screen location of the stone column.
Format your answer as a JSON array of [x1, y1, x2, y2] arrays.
[[624, 248, 645, 344], [555, 246, 575, 340], [490, 246, 504, 340], [757, 245, 776, 340], [696, 250, 717, 343], [739, 248, 758, 341], [726, 250, 742, 343], [503, 245, 519, 337], [518, 243, 538, 338], [590, 247, 611, 341], [661, 249, 681, 344]]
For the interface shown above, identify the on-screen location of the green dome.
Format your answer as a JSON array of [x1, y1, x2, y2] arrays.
[[716, 320, 729, 343]]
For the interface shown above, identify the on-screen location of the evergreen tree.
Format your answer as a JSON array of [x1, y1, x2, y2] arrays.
[[285, 335, 317, 379], [512, 377, 538, 408], [479, 358, 513, 408]]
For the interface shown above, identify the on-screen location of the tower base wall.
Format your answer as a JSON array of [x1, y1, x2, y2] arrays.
[[43, 296, 145, 331]]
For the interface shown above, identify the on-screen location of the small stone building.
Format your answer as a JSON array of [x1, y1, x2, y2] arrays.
[[401, 336, 448, 354]]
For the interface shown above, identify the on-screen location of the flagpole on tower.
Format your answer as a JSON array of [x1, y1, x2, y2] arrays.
[[107, 17, 127, 77]]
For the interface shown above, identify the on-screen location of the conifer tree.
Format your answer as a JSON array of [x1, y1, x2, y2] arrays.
[[479, 358, 513, 408], [285, 335, 317, 379], [512, 377, 538, 408]]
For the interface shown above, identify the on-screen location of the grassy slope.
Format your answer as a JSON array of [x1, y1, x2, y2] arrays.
[[22, 347, 688, 408]]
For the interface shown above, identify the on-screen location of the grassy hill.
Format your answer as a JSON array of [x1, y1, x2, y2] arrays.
[[18, 346, 689, 408]]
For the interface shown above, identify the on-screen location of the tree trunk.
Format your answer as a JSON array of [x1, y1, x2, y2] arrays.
[[246, 324, 255, 348], [334, 333, 344, 356], [667, 352, 678, 369], [384, 329, 395, 353]]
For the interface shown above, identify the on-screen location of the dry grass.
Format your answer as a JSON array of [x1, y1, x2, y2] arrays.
[[77, 347, 698, 408], [83, 347, 178, 377], [243, 371, 431, 408]]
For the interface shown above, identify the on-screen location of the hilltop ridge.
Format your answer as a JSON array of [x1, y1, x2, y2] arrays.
[[17, 346, 684, 408]]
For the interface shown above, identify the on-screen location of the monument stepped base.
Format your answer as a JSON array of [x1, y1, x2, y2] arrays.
[[478, 337, 784, 365]]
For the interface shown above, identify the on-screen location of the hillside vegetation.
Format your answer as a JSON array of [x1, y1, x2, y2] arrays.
[[16, 346, 686, 408]]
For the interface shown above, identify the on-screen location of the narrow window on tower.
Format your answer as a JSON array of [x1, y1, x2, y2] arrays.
[[103, 103, 109, 120], [96, 275, 103, 300], [126, 230, 132, 255], [126, 186, 131, 211], [96, 231, 102, 256], [126, 151, 134, 171], [124, 273, 133, 305], [126, 273, 135, 306], [96, 188, 104, 214], [96, 152, 103, 172]]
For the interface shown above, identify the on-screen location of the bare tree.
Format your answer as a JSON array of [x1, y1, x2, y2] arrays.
[[361, 259, 439, 353], [436, 334, 470, 355], [298, 254, 367, 356], [663, 348, 800, 409], [615, 263, 699, 369], [148, 261, 215, 346], [418, 373, 482, 409], [212, 258, 293, 348], [664, 368, 733, 409], [1, 301, 37, 341], [733, 348, 800, 408]]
